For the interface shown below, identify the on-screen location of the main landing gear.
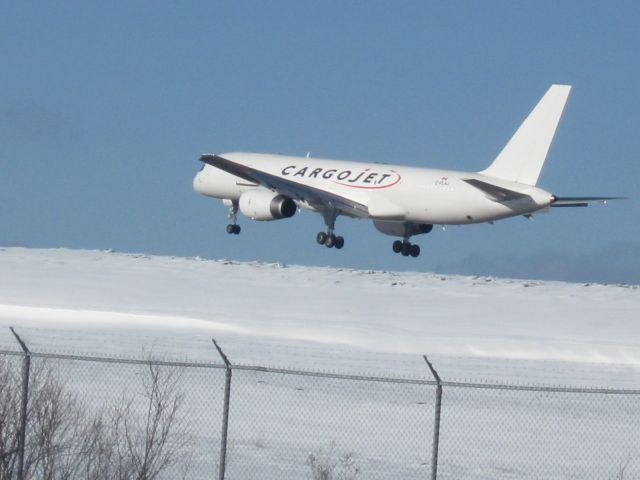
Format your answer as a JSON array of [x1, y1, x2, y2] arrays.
[[226, 201, 241, 235], [316, 206, 344, 249], [392, 223, 421, 257], [392, 240, 420, 257], [316, 231, 344, 249], [373, 221, 430, 259]]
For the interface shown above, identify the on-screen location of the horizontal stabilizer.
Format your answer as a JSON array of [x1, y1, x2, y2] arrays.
[[463, 178, 530, 202], [551, 196, 626, 207]]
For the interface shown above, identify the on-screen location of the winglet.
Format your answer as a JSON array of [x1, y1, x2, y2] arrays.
[[481, 85, 572, 186]]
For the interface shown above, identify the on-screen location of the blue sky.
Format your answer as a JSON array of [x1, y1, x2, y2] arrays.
[[1, 1, 638, 283]]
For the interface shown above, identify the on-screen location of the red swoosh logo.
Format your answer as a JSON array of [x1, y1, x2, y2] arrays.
[[333, 172, 401, 189]]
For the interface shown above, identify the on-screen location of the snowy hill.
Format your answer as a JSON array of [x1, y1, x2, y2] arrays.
[[1, 247, 639, 386]]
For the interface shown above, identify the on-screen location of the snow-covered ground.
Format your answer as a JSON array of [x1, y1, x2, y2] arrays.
[[1, 247, 639, 479], [1, 247, 639, 381]]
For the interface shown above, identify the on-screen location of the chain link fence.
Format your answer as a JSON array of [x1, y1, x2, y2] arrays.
[[1, 328, 640, 479]]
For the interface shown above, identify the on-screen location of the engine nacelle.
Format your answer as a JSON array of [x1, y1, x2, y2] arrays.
[[239, 189, 297, 221]]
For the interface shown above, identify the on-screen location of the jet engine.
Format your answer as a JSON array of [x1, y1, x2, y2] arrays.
[[239, 189, 297, 221]]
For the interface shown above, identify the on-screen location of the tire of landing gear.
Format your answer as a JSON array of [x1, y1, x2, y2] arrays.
[[410, 244, 420, 258], [392, 240, 403, 253], [233, 225, 241, 235], [334, 236, 344, 249], [316, 232, 327, 245], [226, 224, 235, 234], [401, 242, 412, 256], [324, 234, 336, 248]]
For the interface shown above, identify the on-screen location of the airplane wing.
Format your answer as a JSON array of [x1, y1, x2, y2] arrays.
[[200, 154, 370, 218], [463, 178, 531, 202], [550, 196, 625, 207]]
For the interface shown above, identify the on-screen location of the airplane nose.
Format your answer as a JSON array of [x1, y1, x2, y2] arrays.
[[193, 170, 203, 192]]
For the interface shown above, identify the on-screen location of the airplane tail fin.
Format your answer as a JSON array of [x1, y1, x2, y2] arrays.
[[480, 84, 572, 186]]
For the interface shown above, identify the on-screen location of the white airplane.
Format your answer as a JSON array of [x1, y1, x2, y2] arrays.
[[194, 85, 619, 258]]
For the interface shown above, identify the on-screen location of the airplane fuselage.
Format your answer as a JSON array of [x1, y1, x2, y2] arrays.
[[194, 152, 553, 225]]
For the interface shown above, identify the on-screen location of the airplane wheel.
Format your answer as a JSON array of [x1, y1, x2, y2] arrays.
[[392, 240, 403, 253], [401, 242, 412, 257], [316, 232, 327, 245], [325, 234, 336, 248], [226, 224, 235, 234], [334, 236, 344, 249], [410, 244, 420, 258], [233, 225, 241, 235]]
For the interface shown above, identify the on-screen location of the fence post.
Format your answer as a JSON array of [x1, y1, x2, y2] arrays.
[[10, 327, 31, 480], [212, 339, 232, 480], [423, 355, 443, 480]]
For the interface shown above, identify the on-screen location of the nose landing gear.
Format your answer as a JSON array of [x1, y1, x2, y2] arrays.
[[225, 201, 241, 235], [226, 224, 241, 235]]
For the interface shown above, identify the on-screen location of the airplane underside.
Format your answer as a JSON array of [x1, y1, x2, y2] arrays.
[[218, 193, 479, 258]]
